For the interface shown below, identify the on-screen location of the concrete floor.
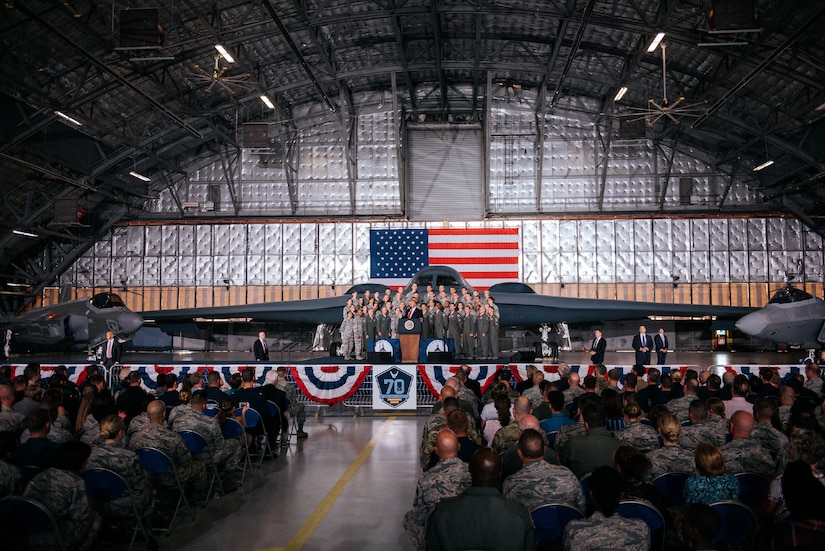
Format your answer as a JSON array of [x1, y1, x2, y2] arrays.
[[159, 415, 423, 551]]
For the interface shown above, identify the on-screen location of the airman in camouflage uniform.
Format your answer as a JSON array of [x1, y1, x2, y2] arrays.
[[23, 442, 101, 551], [353, 308, 366, 360], [276, 366, 307, 438], [404, 429, 471, 550], [666, 393, 696, 423], [492, 397, 532, 453], [0, 458, 21, 497], [87, 441, 154, 516], [340, 310, 355, 360], [172, 397, 242, 470], [128, 400, 209, 500], [720, 411, 777, 479], [0, 408, 24, 435], [563, 373, 585, 406], [492, 421, 521, 453], [680, 417, 728, 450], [420, 408, 481, 470], [721, 437, 776, 478], [503, 429, 585, 512], [564, 511, 650, 551], [554, 418, 586, 455], [615, 421, 660, 453], [751, 398, 790, 473], [646, 445, 696, 479]]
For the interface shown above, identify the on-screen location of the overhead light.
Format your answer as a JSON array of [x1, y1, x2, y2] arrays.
[[7, 282, 30, 287], [815, 101, 825, 111], [753, 135, 774, 172], [260, 95, 275, 109], [613, 86, 628, 102], [129, 170, 151, 182], [647, 32, 665, 53], [12, 229, 39, 238], [215, 44, 235, 63], [54, 110, 82, 126], [753, 159, 774, 172]]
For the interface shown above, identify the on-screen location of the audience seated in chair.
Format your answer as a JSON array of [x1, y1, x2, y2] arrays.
[[562, 465, 650, 551], [23, 440, 101, 551]]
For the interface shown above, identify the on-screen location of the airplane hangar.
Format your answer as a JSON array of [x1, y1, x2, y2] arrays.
[[1, 1, 824, 353]]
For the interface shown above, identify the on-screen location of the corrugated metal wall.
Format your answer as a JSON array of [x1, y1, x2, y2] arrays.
[[52, 104, 820, 310], [59, 216, 822, 311]]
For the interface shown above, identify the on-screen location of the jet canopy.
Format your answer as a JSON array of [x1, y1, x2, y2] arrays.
[[89, 293, 126, 309], [767, 286, 814, 304]]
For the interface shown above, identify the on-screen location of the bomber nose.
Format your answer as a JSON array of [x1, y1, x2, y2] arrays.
[[118, 311, 145, 336], [735, 311, 768, 337]]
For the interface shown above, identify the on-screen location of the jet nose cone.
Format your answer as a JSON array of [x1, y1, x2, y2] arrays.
[[119, 311, 145, 336], [735, 312, 767, 337]]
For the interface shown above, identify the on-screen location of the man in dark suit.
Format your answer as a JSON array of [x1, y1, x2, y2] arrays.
[[102, 330, 122, 368], [632, 325, 653, 365], [589, 329, 606, 365], [253, 331, 269, 361], [405, 298, 423, 320], [654, 328, 669, 365]]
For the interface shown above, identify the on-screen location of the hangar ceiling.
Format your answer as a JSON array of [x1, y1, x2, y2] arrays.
[[1, 0, 825, 305]]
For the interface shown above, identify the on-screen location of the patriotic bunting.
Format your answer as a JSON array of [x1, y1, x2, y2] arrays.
[[417, 363, 504, 398], [3, 362, 802, 404]]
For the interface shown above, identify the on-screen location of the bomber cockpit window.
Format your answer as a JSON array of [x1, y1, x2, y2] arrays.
[[90, 293, 126, 308], [767, 287, 813, 304]]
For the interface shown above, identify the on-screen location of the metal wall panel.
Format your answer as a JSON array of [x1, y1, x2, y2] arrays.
[[65, 216, 825, 311]]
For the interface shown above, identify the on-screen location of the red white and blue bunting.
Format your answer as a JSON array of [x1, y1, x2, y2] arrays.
[[5, 362, 805, 404], [288, 364, 372, 406], [417, 363, 505, 398]]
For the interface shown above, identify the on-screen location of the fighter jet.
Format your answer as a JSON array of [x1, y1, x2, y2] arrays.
[[2, 292, 144, 354], [142, 265, 753, 331], [735, 286, 825, 349]]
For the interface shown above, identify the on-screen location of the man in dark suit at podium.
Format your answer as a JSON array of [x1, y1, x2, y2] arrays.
[[254, 331, 270, 361], [632, 326, 653, 365], [589, 329, 606, 365], [405, 298, 423, 320]]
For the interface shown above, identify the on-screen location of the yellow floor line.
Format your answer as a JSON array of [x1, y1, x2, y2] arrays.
[[259, 416, 397, 551]]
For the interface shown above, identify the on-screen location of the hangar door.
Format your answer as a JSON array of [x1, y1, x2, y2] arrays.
[[407, 125, 483, 221]]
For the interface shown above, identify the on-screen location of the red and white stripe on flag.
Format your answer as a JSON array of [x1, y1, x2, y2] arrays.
[[427, 227, 519, 289]]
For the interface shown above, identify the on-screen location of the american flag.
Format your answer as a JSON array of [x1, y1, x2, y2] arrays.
[[369, 228, 520, 289]]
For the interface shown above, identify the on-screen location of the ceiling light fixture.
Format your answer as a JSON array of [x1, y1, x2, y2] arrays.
[[260, 95, 275, 109], [7, 282, 30, 288], [815, 101, 825, 111], [753, 135, 774, 172], [215, 44, 235, 63], [646, 32, 665, 53], [12, 229, 39, 238], [129, 170, 151, 182], [54, 110, 82, 126], [613, 86, 628, 102]]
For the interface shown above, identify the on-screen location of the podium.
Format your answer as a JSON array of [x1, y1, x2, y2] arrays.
[[398, 318, 421, 363]]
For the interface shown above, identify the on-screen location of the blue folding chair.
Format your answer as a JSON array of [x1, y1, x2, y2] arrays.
[[0, 495, 66, 550], [709, 500, 758, 551], [579, 472, 593, 505], [82, 467, 151, 550], [545, 430, 559, 448], [234, 407, 273, 466], [135, 447, 195, 533], [203, 406, 219, 418], [652, 471, 691, 509], [222, 417, 253, 488], [735, 471, 770, 512], [618, 499, 666, 551], [266, 399, 288, 450], [530, 502, 584, 547], [178, 430, 225, 503]]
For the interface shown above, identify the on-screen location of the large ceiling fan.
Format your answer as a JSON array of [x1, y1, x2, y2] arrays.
[[610, 42, 709, 127]]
